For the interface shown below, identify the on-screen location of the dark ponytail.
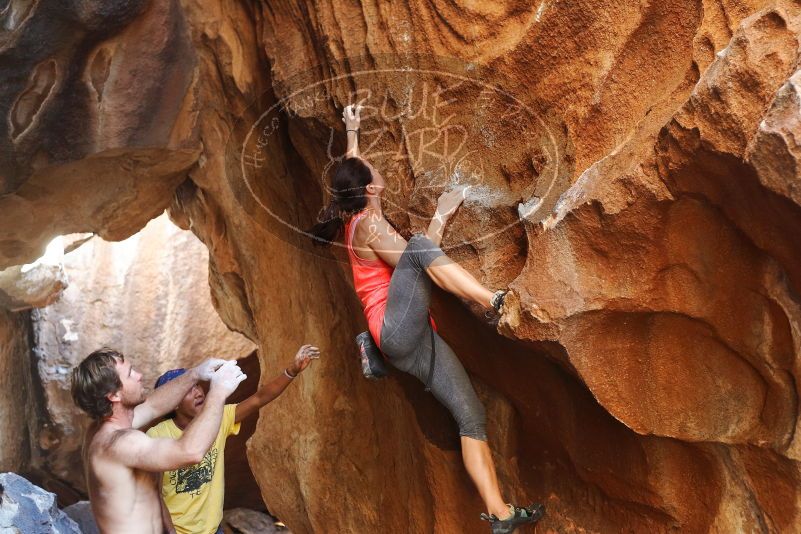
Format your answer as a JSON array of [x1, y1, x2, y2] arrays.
[[309, 157, 373, 246]]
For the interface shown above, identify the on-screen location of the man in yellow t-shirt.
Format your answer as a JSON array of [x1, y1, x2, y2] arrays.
[[147, 345, 320, 534]]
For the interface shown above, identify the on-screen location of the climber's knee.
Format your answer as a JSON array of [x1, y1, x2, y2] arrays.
[[459, 423, 488, 442], [457, 401, 488, 442], [403, 233, 444, 271]]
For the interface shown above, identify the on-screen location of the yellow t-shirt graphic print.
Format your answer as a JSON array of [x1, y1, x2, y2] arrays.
[[147, 404, 241, 534], [171, 447, 218, 496]]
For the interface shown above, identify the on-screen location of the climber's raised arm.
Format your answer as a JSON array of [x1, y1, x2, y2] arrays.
[[343, 103, 362, 158], [426, 186, 469, 247]]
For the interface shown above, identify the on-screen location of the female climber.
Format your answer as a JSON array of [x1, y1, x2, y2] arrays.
[[308, 103, 545, 533]]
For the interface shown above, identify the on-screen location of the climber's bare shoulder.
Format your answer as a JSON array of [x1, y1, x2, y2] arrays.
[[353, 210, 407, 266], [83, 421, 163, 534]]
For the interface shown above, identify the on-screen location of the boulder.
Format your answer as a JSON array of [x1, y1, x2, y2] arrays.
[[2, 0, 801, 531], [62, 501, 98, 534], [0, 472, 80, 534]]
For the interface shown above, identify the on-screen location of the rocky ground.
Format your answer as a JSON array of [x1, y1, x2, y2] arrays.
[[0, 472, 81, 533]]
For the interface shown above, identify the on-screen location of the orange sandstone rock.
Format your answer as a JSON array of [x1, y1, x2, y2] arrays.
[[2, 0, 801, 531]]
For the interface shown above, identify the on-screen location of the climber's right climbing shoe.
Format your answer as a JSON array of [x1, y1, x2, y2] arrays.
[[480, 503, 544, 534], [490, 289, 507, 312]]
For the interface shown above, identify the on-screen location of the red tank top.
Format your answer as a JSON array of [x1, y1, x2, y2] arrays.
[[345, 210, 393, 348]]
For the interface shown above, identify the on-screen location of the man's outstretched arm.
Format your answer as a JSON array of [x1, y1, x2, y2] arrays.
[[235, 345, 320, 423], [132, 358, 225, 429], [117, 361, 247, 470]]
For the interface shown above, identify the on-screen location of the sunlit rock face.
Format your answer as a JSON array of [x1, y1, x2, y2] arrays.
[[0, 237, 67, 311], [30, 215, 255, 491], [2, 0, 801, 531]]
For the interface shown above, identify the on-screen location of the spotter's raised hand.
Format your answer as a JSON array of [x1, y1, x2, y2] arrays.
[[289, 344, 321, 375]]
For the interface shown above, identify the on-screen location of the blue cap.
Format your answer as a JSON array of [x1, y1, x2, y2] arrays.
[[155, 368, 187, 389]]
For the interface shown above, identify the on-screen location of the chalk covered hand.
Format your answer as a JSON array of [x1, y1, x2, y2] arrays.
[[435, 185, 470, 220], [209, 361, 247, 396], [193, 358, 227, 381], [342, 103, 362, 131], [288, 344, 321, 376]]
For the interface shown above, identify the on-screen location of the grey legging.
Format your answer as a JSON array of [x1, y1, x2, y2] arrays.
[[379, 234, 488, 441]]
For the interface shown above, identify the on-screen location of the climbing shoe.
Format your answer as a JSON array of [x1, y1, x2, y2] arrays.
[[480, 503, 544, 533], [490, 289, 508, 312]]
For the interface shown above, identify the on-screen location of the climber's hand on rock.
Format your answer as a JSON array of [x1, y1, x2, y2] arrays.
[[192, 358, 227, 381], [435, 185, 470, 220], [342, 102, 362, 130], [290, 344, 320, 375], [209, 360, 247, 397]]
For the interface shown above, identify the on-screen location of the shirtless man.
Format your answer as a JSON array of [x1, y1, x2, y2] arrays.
[[71, 347, 246, 534]]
